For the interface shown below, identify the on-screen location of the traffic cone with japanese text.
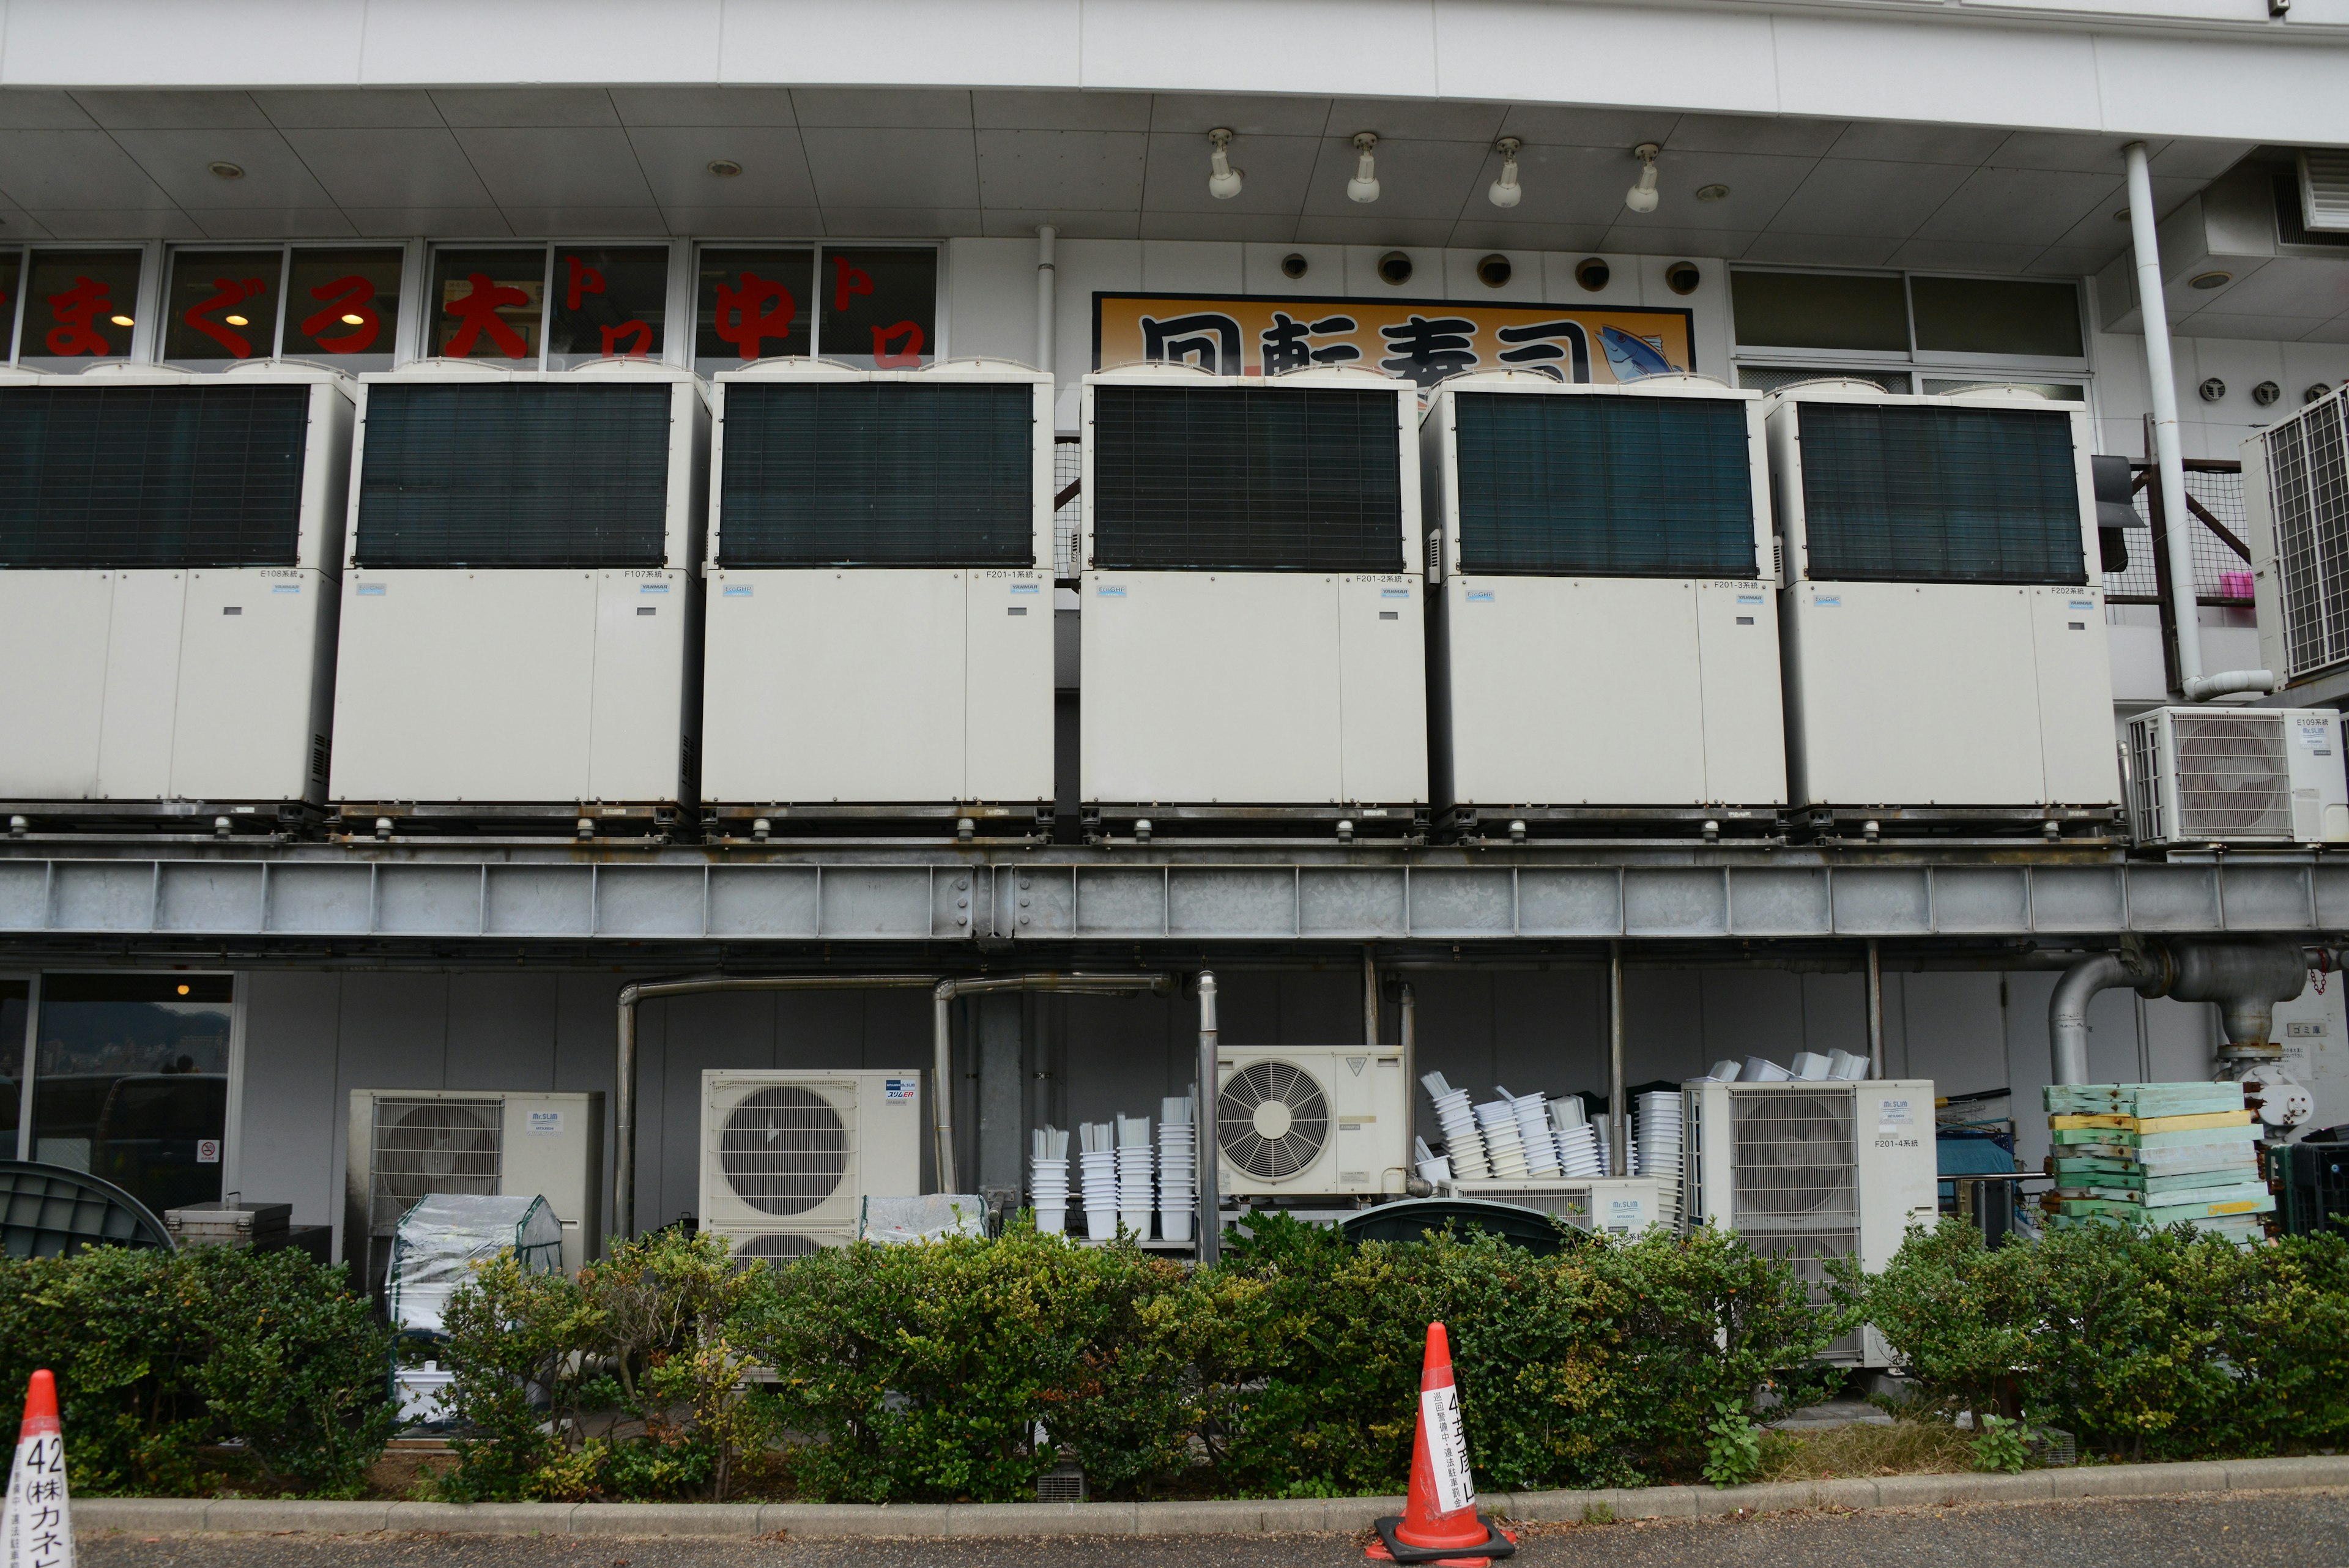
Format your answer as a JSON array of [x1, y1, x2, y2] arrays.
[[2, 1369, 74, 1568], [1367, 1324, 1515, 1564]]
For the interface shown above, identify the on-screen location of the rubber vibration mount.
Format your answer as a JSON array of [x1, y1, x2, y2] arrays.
[[1366, 1517, 1518, 1564]]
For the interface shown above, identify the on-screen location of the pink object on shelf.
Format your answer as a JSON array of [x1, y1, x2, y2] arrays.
[[2221, 570, 2254, 599]]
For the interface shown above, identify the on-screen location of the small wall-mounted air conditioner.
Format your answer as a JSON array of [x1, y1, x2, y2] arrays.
[[2126, 706, 2349, 849], [343, 1088, 605, 1296], [699, 1070, 924, 1260], [1215, 1046, 1409, 1199]]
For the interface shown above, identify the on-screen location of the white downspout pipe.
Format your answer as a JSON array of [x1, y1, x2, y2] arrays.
[[1036, 225, 1056, 377], [1197, 972, 1220, 1265], [2125, 142, 2274, 703]]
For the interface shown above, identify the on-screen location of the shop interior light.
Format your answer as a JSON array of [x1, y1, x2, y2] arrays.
[[109, 314, 134, 326], [341, 313, 365, 325], [225, 314, 248, 325], [1346, 132, 1381, 204], [1488, 138, 1523, 209], [1624, 143, 1661, 214], [1206, 128, 1242, 200]]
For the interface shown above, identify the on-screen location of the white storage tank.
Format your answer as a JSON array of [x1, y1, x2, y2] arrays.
[[1766, 382, 2118, 836], [1080, 363, 1427, 836], [699, 357, 1054, 834], [1422, 370, 1783, 838], [0, 360, 352, 831]]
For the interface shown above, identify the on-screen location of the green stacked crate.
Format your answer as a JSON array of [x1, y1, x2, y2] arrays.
[[2042, 1082, 2270, 1241]]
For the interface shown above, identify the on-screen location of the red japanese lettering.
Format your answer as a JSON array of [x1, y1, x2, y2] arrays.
[[45, 275, 114, 357], [442, 271, 530, 359], [712, 272, 796, 361], [871, 319, 924, 368], [302, 275, 382, 354], [183, 276, 266, 359], [833, 256, 874, 313], [565, 254, 605, 311], [600, 321, 653, 358]]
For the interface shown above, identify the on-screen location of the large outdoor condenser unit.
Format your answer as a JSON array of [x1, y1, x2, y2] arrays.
[[1767, 382, 2118, 831], [699, 358, 1055, 833], [1215, 1045, 1410, 1199], [0, 362, 352, 830], [329, 358, 707, 832], [1080, 363, 1427, 834], [2126, 705, 2349, 849], [699, 1069, 925, 1261], [1421, 370, 1784, 835]]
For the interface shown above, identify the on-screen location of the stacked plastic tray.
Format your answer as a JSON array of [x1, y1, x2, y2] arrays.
[[2043, 1082, 2270, 1240]]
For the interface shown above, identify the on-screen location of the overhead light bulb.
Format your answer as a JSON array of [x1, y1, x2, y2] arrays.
[[1206, 128, 1243, 201], [109, 314, 135, 327], [1624, 142, 1661, 215], [1346, 132, 1381, 204], [341, 313, 365, 325], [1488, 137, 1523, 209], [224, 314, 249, 326]]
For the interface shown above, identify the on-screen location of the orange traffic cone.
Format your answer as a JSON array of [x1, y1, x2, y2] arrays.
[[2, 1369, 74, 1568], [1367, 1324, 1515, 1564]]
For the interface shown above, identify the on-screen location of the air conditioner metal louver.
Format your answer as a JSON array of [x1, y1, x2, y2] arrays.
[[2257, 389, 2349, 680], [2170, 714, 2291, 838], [719, 1084, 852, 1217], [1731, 1089, 1855, 1222], [2302, 151, 2349, 234], [730, 1233, 829, 1262], [369, 1098, 502, 1234], [1217, 1059, 1331, 1181]]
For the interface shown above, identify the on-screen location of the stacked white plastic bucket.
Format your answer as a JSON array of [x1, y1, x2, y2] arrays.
[[1551, 1096, 1603, 1176], [1636, 1091, 1683, 1228], [1116, 1114, 1156, 1236], [1475, 1098, 1529, 1177], [1079, 1121, 1120, 1238], [1031, 1124, 1071, 1233], [1505, 1088, 1561, 1178], [1157, 1096, 1196, 1242], [1420, 1072, 1490, 1179]]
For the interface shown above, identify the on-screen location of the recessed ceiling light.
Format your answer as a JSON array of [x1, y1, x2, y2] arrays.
[[224, 314, 249, 326], [109, 314, 134, 326], [207, 161, 243, 179], [2189, 271, 2232, 289], [2113, 207, 2131, 222], [707, 159, 742, 177], [1695, 183, 1730, 202]]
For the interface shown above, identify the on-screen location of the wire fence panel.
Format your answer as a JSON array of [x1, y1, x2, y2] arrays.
[[2102, 463, 2254, 606], [1055, 436, 1080, 579]]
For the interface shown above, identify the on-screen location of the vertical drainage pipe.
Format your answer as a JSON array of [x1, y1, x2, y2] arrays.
[[933, 982, 957, 1191], [1866, 939, 1885, 1077], [1036, 225, 1057, 376], [1608, 940, 1627, 1179], [1362, 947, 1380, 1046], [1197, 972, 1220, 1265], [1400, 982, 1417, 1157], [2125, 141, 2203, 697]]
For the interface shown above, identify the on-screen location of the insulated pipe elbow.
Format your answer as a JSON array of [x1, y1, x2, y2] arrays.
[[2049, 952, 2131, 1087], [2183, 670, 2278, 702], [2159, 940, 2307, 1057]]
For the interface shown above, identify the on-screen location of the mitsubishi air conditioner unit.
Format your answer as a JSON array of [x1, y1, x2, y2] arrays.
[[1682, 1078, 1937, 1366], [1081, 364, 1427, 835], [2246, 384, 2349, 689], [1767, 382, 2118, 833], [1441, 1175, 1662, 1235], [2126, 706, 2349, 849], [0, 362, 352, 831], [700, 358, 1054, 834], [1422, 370, 1784, 836], [1215, 1046, 1409, 1199], [700, 1070, 924, 1261], [343, 1088, 605, 1296], [330, 359, 707, 833]]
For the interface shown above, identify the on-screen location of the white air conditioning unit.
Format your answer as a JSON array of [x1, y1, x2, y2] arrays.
[[343, 1088, 605, 1295], [699, 1070, 924, 1260], [1767, 382, 2117, 820], [0, 362, 352, 828], [1421, 370, 1783, 830], [1682, 1079, 1937, 1367], [1442, 1175, 1662, 1235], [700, 357, 1055, 830], [2126, 706, 2349, 848], [1215, 1046, 1408, 1198], [1080, 363, 1427, 829], [2247, 385, 2349, 687], [330, 358, 707, 829]]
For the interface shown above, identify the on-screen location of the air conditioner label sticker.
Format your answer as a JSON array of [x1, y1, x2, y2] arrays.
[[357, 584, 385, 596], [883, 1078, 917, 1102], [2069, 600, 2094, 611], [1815, 595, 1839, 607], [1011, 582, 1040, 593], [1466, 589, 1495, 602], [1737, 594, 1764, 604], [639, 582, 669, 593], [2298, 719, 2331, 750], [1380, 587, 1409, 599], [722, 585, 752, 597], [1097, 585, 1126, 598], [1877, 1098, 1913, 1134], [526, 1110, 564, 1135], [1606, 1196, 1647, 1231], [272, 583, 300, 594]]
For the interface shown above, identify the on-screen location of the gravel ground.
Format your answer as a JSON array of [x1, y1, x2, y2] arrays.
[[76, 1488, 2349, 1568]]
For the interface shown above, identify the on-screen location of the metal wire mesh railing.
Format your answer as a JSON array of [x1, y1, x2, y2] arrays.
[[1054, 435, 1080, 580], [2102, 461, 2254, 606]]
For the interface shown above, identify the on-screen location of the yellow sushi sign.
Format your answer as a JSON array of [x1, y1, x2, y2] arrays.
[[1092, 292, 1696, 390]]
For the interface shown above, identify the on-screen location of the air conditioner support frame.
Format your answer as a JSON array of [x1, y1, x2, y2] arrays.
[[1086, 802, 1429, 842], [334, 800, 684, 839], [1446, 804, 1784, 843], [0, 798, 321, 836], [700, 801, 1053, 841], [1792, 804, 2123, 845]]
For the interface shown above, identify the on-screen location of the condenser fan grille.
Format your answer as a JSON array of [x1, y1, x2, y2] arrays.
[[732, 1233, 826, 1265], [1219, 1060, 1330, 1181], [371, 1098, 501, 1232], [1730, 1091, 1856, 1222], [721, 1085, 851, 1216], [2172, 715, 2291, 837]]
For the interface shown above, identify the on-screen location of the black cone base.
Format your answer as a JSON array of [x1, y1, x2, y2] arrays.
[[1367, 1515, 1517, 1564]]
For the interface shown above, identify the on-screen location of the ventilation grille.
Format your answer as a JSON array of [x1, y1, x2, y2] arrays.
[[719, 382, 1036, 567], [1797, 403, 2087, 585], [369, 1096, 501, 1235], [1089, 385, 1403, 571], [1729, 1088, 1855, 1228], [355, 382, 672, 568], [2128, 715, 2164, 842], [2291, 159, 2349, 240], [719, 1083, 852, 1217], [1217, 1059, 1330, 1181], [2262, 390, 2349, 678], [1454, 393, 1757, 578], [0, 385, 308, 568], [730, 1232, 828, 1263], [2171, 713, 2291, 839]]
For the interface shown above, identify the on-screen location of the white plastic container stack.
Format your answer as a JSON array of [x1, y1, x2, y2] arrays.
[[1744, 1056, 1795, 1082], [1505, 1089, 1562, 1178], [1031, 1125, 1071, 1235], [1550, 1098, 1603, 1176], [1157, 1096, 1197, 1242], [1476, 1099, 1531, 1178], [1422, 1073, 1490, 1178], [1592, 1115, 1633, 1176], [1080, 1122, 1120, 1239], [1117, 1114, 1156, 1238], [1413, 1137, 1453, 1185], [1636, 1091, 1684, 1228]]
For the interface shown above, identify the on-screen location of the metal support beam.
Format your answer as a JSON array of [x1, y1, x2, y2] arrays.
[[976, 994, 1025, 1214], [1866, 938, 1885, 1077], [1608, 940, 1627, 1178]]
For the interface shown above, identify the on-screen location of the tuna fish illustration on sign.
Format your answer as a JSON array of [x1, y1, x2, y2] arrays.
[[1600, 325, 1676, 380]]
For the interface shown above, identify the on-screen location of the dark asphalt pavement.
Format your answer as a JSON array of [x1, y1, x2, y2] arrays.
[[80, 1489, 2349, 1568]]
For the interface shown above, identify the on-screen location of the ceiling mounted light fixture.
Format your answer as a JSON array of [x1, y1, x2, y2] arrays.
[[1624, 143, 1661, 214], [109, 314, 133, 327], [207, 161, 243, 180], [1206, 128, 1243, 200], [707, 159, 742, 178], [1488, 137, 1523, 209], [1347, 132, 1381, 204], [1695, 183, 1730, 203]]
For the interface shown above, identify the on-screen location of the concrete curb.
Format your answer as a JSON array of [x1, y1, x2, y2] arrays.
[[73, 1454, 2349, 1539]]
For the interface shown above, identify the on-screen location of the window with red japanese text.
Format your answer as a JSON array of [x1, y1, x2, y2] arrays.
[[694, 247, 811, 376], [548, 246, 667, 370], [429, 247, 545, 362], [20, 250, 143, 372], [163, 250, 285, 368], [284, 249, 403, 370], [817, 248, 936, 370]]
